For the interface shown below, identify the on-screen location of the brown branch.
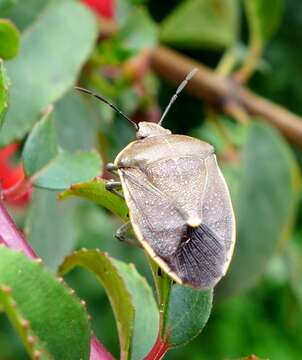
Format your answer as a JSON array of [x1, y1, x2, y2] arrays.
[[99, 19, 302, 147], [151, 47, 302, 147]]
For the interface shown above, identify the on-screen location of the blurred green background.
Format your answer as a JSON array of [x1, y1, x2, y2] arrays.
[[1, 0, 302, 359]]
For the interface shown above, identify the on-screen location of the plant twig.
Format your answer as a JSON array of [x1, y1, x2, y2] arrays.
[[151, 46, 302, 147], [99, 18, 302, 148], [234, 0, 263, 84], [234, 43, 262, 84], [223, 100, 249, 124], [216, 47, 238, 76]]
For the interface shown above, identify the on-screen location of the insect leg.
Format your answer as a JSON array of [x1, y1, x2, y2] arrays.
[[115, 222, 142, 248], [106, 163, 118, 174], [105, 180, 124, 199], [106, 180, 121, 189]]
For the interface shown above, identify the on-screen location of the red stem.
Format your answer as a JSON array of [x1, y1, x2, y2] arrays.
[[144, 333, 169, 360], [90, 336, 115, 360], [0, 200, 37, 258]]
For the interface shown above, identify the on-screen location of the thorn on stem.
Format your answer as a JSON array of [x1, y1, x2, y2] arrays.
[[27, 335, 35, 345], [22, 319, 29, 329]]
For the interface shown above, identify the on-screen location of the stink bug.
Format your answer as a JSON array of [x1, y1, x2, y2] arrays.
[[76, 69, 236, 289]]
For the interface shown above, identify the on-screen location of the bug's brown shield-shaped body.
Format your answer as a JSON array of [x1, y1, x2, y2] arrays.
[[115, 122, 236, 289]]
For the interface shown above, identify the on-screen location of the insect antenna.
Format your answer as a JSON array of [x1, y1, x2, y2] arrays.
[[159, 68, 198, 126], [75, 86, 139, 130]]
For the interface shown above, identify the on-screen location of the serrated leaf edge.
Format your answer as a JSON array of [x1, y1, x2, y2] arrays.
[[0, 284, 52, 360], [59, 248, 136, 360]]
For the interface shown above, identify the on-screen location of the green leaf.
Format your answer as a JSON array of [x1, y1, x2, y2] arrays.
[[0, 60, 9, 127], [218, 122, 301, 297], [7, 0, 56, 31], [241, 357, 267, 360], [285, 241, 302, 306], [0, 1, 97, 146], [0, 19, 20, 59], [115, 0, 135, 24], [60, 249, 134, 360], [34, 151, 101, 190], [23, 108, 58, 177], [167, 285, 213, 347], [0, 0, 17, 14], [54, 91, 98, 152], [59, 249, 159, 360], [116, 7, 158, 51], [148, 258, 213, 349], [59, 178, 129, 221], [244, 0, 284, 47], [0, 246, 91, 360], [96, 7, 157, 66], [160, 0, 238, 49], [0, 284, 51, 359], [191, 116, 246, 154], [25, 189, 79, 271], [113, 258, 159, 360], [23, 111, 101, 190]]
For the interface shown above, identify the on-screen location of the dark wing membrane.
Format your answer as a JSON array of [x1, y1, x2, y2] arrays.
[[167, 224, 227, 288], [120, 168, 186, 258]]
